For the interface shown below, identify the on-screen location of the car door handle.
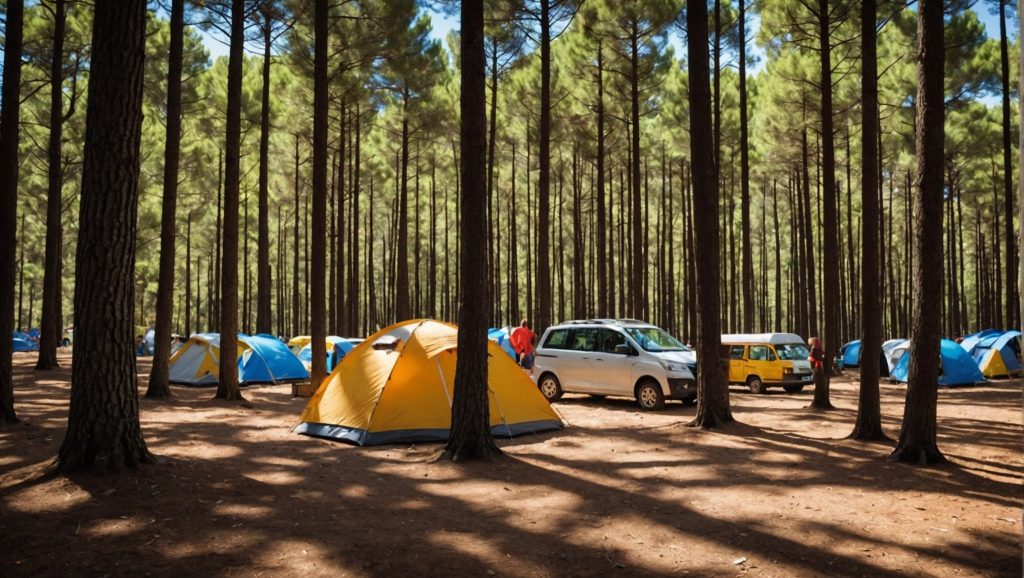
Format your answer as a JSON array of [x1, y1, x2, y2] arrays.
[[581, 357, 590, 360], [595, 358, 604, 362]]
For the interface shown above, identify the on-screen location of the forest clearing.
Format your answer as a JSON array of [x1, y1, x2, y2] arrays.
[[1, 351, 1021, 577], [0, 0, 1022, 576]]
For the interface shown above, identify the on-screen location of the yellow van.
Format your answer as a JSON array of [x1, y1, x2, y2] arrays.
[[720, 333, 814, 394]]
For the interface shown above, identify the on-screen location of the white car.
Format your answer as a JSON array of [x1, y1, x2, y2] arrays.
[[533, 319, 697, 410]]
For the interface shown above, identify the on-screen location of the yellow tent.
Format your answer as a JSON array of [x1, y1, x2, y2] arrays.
[[287, 335, 311, 353], [296, 319, 563, 446]]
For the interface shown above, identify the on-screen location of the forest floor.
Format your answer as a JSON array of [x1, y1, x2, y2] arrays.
[[0, 350, 1020, 577]]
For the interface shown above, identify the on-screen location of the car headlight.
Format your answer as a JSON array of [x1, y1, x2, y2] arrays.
[[660, 360, 685, 372]]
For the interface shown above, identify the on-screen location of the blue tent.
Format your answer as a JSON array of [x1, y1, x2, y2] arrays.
[[487, 327, 517, 359], [26, 328, 40, 339], [959, 329, 1000, 356], [168, 333, 309, 386], [838, 340, 861, 369], [891, 338, 985, 386], [297, 336, 362, 373], [969, 330, 1022, 378], [12, 331, 37, 352]]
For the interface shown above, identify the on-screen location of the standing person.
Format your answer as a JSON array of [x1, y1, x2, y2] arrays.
[[511, 319, 536, 375], [808, 336, 826, 385]]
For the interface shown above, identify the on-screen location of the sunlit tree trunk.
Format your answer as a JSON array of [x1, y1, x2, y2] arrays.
[[686, 0, 732, 429], [147, 0, 185, 398], [890, 0, 945, 465], [851, 0, 887, 441], [216, 0, 246, 401], [445, 0, 500, 462], [309, 0, 328, 387]]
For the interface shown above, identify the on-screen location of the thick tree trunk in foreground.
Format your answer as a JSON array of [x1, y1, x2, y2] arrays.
[[57, 0, 154, 472], [216, 0, 245, 401], [0, 0, 25, 425], [147, 0, 185, 399], [256, 6, 273, 334], [686, 0, 732, 429], [890, 0, 945, 465], [445, 0, 500, 462], [37, 0, 67, 371], [310, 0, 328, 387], [1019, 0, 1023, 334], [851, 0, 887, 441]]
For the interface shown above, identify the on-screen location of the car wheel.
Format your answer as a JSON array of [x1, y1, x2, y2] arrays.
[[635, 379, 665, 411], [783, 384, 804, 394], [747, 376, 767, 394], [682, 395, 697, 407], [538, 374, 563, 402]]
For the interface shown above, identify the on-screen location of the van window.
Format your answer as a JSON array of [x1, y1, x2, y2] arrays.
[[775, 343, 810, 360], [567, 328, 598, 352], [749, 345, 769, 361], [730, 346, 746, 360], [598, 329, 627, 354], [543, 329, 569, 350]]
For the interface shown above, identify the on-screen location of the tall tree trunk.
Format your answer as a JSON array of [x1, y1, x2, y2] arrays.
[[309, 0, 328, 387], [147, 0, 185, 398], [811, 0, 837, 409], [216, 0, 245, 401], [37, 0, 67, 371], [738, 0, 754, 333], [890, 0, 945, 465], [630, 29, 644, 319], [57, 0, 154, 471], [686, 0, 732, 429], [256, 6, 273, 334], [446, 0, 498, 461], [0, 0, 25, 424], [536, 0, 552, 333], [1019, 0, 1023, 334], [851, 0, 887, 441], [292, 134, 301, 337], [596, 43, 608, 318], [999, 0, 1019, 329], [395, 105, 411, 321]]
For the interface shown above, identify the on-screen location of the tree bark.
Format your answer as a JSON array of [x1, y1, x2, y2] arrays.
[[686, 0, 732, 429], [309, 0, 328, 388], [812, 0, 838, 410], [1019, 0, 1023, 335], [595, 43, 607, 318], [851, 0, 887, 441], [256, 6, 274, 334], [216, 0, 245, 401], [147, 0, 185, 399], [395, 106, 411, 322], [890, 0, 945, 465], [0, 0, 25, 425], [37, 0, 67, 371], [998, 0, 1019, 329], [739, 0, 754, 333], [56, 0, 154, 472], [445, 0, 500, 462], [536, 0, 552, 333], [630, 29, 644, 320]]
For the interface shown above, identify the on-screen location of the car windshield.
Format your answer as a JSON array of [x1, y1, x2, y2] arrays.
[[775, 343, 809, 360], [625, 327, 687, 352]]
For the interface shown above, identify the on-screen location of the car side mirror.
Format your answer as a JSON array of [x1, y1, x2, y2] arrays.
[[614, 344, 629, 355]]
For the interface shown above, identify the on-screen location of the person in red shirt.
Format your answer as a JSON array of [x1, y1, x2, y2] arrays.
[[511, 319, 536, 374]]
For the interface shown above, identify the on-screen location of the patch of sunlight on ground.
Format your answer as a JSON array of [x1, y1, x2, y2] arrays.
[[81, 515, 151, 539], [211, 503, 274, 518], [338, 483, 370, 499], [156, 442, 243, 460], [250, 455, 310, 468], [427, 531, 546, 576], [256, 539, 364, 577], [242, 469, 306, 486]]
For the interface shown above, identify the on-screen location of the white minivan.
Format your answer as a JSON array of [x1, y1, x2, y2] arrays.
[[533, 319, 697, 410]]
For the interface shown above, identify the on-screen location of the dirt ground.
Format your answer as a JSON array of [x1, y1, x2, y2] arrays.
[[0, 350, 1020, 577]]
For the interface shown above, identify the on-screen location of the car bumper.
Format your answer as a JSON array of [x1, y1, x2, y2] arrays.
[[771, 375, 814, 386], [667, 377, 696, 399]]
